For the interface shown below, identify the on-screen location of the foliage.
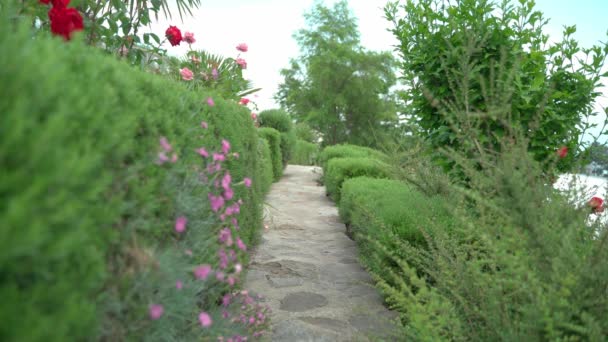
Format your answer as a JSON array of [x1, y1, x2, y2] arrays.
[[258, 127, 283, 181], [294, 122, 318, 143], [581, 141, 608, 172], [291, 139, 319, 166], [385, 0, 608, 174], [258, 109, 297, 167], [338, 176, 454, 280], [325, 158, 393, 202], [255, 138, 274, 196], [319, 144, 388, 172], [276, 0, 399, 146], [0, 14, 270, 341]]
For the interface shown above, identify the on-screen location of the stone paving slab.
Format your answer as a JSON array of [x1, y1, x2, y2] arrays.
[[244, 165, 400, 341]]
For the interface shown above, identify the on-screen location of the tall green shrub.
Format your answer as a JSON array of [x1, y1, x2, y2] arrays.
[[258, 109, 296, 168], [0, 14, 269, 341], [319, 144, 388, 172], [258, 127, 283, 181], [325, 158, 393, 202], [256, 138, 274, 195], [291, 139, 319, 165]]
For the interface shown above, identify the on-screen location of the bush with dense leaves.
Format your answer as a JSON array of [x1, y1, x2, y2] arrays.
[[319, 144, 388, 173], [257, 127, 283, 181], [291, 139, 319, 166], [325, 158, 393, 202], [258, 109, 296, 168], [0, 15, 271, 341]]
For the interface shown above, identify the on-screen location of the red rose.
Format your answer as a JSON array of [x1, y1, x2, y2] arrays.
[[165, 26, 182, 46], [589, 197, 604, 214], [48, 6, 83, 41], [557, 146, 568, 158]]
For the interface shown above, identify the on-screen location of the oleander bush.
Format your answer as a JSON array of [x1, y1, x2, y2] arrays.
[[257, 127, 283, 181], [0, 14, 271, 341], [291, 139, 319, 165], [325, 158, 393, 203], [319, 144, 388, 173], [258, 109, 296, 168]]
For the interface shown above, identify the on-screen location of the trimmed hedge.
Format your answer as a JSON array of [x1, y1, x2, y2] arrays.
[[255, 138, 274, 195], [325, 158, 393, 202], [338, 177, 453, 277], [258, 109, 296, 168], [291, 139, 319, 166], [0, 17, 270, 341], [258, 127, 283, 181], [319, 144, 388, 172]]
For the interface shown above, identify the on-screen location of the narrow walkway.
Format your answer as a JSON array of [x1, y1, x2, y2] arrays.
[[245, 165, 399, 341]]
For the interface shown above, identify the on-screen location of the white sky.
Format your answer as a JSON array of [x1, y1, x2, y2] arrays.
[[149, 0, 607, 139]]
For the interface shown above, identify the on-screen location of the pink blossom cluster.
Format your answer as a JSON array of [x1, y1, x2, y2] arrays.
[[148, 119, 269, 338]]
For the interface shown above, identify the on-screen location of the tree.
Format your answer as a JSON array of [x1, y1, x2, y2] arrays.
[[276, 0, 398, 147], [385, 0, 608, 173]]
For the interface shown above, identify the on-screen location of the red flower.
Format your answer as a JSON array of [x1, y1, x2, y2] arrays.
[[40, 0, 70, 7], [48, 6, 83, 41], [165, 26, 182, 46], [557, 146, 568, 158], [239, 98, 250, 105], [589, 197, 604, 214]]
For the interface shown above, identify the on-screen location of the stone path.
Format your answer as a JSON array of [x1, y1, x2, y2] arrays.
[[244, 165, 399, 341]]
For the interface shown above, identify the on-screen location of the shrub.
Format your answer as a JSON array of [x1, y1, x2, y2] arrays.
[[319, 144, 387, 172], [325, 158, 393, 202], [291, 139, 319, 165], [255, 138, 274, 195], [294, 122, 317, 143], [258, 109, 296, 168], [0, 16, 269, 341], [258, 127, 283, 181]]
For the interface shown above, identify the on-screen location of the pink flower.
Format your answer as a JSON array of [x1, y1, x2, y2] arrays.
[[216, 271, 225, 282], [184, 31, 196, 44], [175, 216, 187, 233], [201, 121, 208, 129], [239, 98, 250, 105], [251, 112, 257, 120], [149, 304, 164, 320], [234, 263, 242, 274], [180, 67, 194, 81], [219, 228, 233, 246], [244, 178, 252, 188], [236, 43, 248, 52], [222, 293, 231, 307], [197, 147, 209, 158], [159, 137, 172, 152], [199, 312, 213, 327], [218, 249, 229, 269], [236, 237, 247, 251], [194, 264, 212, 280], [221, 139, 231, 154], [222, 310, 230, 319], [211, 68, 219, 80], [157, 152, 169, 165], [235, 57, 247, 69], [227, 276, 236, 286], [176, 280, 183, 290], [557, 146, 568, 158], [221, 172, 232, 189], [170, 153, 178, 163], [207, 97, 215, 106], [223, 187, 234, 200], [213, 153, 226, 162], [209, 193, 225, 212]]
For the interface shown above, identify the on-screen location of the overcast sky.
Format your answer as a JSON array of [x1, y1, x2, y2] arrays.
[[149, 0, 608, 138]]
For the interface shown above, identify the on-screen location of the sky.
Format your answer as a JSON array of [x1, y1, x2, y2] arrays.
[[149, 0, 608, 137]]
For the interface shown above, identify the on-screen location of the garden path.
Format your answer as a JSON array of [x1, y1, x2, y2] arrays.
[[244, 165, 399, 341]]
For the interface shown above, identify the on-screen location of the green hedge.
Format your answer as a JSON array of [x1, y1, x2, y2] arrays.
[[291, 139, 319, 165], [339, 177, 453, 279], [258, 127, 283, 181], [256, 138, 274, 195], [325, 158, 393, 203], [258, 109, 296, 168], [319, 144, 388, 172], [0, 17, 270, 341]]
